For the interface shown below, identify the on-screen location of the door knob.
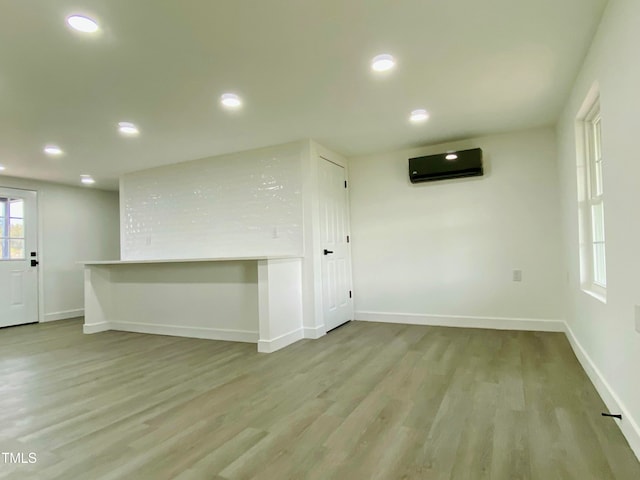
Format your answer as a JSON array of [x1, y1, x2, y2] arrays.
[[323, 249, 334, 255]]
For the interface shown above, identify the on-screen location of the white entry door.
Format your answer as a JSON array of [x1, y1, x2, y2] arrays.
[[0, 188, 38, 328], [319, 158, 353, 331]]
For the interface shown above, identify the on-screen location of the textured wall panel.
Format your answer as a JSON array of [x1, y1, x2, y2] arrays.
[[121, 142, 304, 260]]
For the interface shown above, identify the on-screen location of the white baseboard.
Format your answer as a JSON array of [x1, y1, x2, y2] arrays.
[[564, 322, 640, 461], [303, 325, 326, 339], [43, 309, 84, 323], [258, 328, 304, 353], [84, 321, 258, 343], [355, 311, 565, 332], [83, 322, 110, 334]]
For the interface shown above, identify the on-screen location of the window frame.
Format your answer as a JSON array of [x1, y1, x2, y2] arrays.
[[579, 96, 607, 301], [0, 197, 26, 261]]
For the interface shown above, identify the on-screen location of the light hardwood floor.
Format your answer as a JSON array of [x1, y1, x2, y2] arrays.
[[0, 319, 638, 479]]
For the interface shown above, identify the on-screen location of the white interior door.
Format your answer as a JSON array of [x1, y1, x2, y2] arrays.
[[319, 158, 352, 331], [0, 188, 38, 328]]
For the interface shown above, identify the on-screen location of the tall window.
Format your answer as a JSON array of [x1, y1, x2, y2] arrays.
[[579, 97, 606, 299]]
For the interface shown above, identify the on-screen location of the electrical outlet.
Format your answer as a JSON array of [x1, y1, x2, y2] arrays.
[[513, 270, 522, 282], [635, 305, 640, 333]]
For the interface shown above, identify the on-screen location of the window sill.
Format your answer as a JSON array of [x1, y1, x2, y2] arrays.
[[581, 287, 607, 304]]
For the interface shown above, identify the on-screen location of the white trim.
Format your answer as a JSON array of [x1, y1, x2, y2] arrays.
[[565, 323, 640, 460], [84, 321, 258, 343], [81, 255, 300, 266], [355, 311, 565, 332], [258, 328, 304, 353], [35, 191, 44, 324], [303, 325, 326, 339], [581, 287, 607, 304], [43, 308, 84, 322], [83, 322, 110, 334], [564, 322, 640, 461]]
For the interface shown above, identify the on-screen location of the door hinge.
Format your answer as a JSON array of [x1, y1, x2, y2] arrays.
[[344, 180, 347, 188], [347, 235, 350, 243], [349, 290, 352, 298]]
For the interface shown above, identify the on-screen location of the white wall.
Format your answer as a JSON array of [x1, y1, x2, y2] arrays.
[[556, 0, 640, 458], [257, 258, 304, 352], [0, 175, 120, 321], [120, 141, 305, 260], [349, 128, 564, 326], [118, 139, 350, 339], [84, 261, 259, 341]]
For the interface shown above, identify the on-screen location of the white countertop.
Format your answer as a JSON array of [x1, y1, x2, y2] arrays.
[[81, 255, 301, 266]]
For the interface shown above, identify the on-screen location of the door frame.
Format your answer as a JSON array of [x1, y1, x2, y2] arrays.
[[308, 143, 354, 335], [0, 185, 42, 324]]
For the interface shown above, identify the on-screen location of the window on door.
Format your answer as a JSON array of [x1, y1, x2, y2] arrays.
[[577, 96, 606, 301], [0, 197, 26, 260]]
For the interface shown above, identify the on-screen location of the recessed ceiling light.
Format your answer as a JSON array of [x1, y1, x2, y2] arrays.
[[409, 109, 429, 123], [0, 165, 6, 172], [371, 54, 396, 72], [118, 122, 140, 136], [445, 153, 458, 160], [220, 93, 242, 109], [81, 175, 95, 185], [44, 145, 63, 156], [66, 15, 99, 33]]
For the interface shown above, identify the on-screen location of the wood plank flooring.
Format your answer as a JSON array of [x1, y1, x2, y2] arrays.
[[0, 319, 638, 479]]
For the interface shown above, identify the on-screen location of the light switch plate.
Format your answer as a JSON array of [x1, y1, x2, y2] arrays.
[[513, 270, 522, 282]]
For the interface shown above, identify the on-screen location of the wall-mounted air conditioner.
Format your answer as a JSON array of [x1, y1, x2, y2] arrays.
[[409, 148, 483, 183]]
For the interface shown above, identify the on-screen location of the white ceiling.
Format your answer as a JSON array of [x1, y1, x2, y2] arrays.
[[0, 0, 607, 190]]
